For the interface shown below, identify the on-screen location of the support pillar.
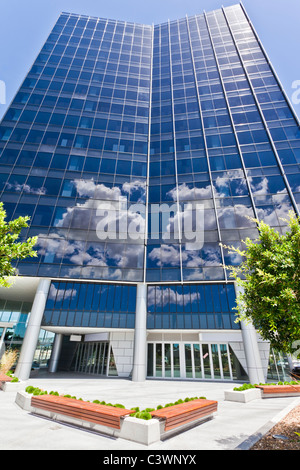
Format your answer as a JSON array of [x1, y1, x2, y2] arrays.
[[0, 322, 15, 359], [132, 283, 147, 382], [48, 333, 63, 373], [235, 283, 265, 384], [15, 278, 51, 381], [0, 327, 7, 359]]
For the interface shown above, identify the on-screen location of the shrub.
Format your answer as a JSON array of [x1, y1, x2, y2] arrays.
[[5, 370, 19, 382], [132, 411, 152, 420], [0, 349, 18, 375], [233, 383, 256, 391], [131, 406, 139, 412], [175, 399, 184, 405]]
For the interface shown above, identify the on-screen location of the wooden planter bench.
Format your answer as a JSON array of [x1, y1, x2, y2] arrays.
[[150, 399, 218, 433], [0, 373, 13, 383], [30, 394, 134, 429], [16, 393, 218, 445], [255, 384, 300, 398]]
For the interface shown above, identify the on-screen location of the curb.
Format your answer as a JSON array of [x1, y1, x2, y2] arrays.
[[235, 397, 300, 450]]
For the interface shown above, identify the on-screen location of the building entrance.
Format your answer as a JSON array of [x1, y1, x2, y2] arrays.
[[73, 341, 111, 375], [147, 342, 248, 381]]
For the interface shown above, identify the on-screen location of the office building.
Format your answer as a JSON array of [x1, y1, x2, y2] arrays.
[[0, 3, 298, 383]]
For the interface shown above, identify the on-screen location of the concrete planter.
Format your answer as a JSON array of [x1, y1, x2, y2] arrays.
[[120, 416, 160, 445], [224, 388, 262, 403], [15, 390, 32, 411], [15, 391, 160, 445], [15, 392, 216, 446], [0, 380, 23, 392]]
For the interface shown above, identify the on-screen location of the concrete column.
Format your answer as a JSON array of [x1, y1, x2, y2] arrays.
[[240, 320, 265, 384], [132, 283, 147, 382], [235, 283, 265, 384], [0, 327, 7, 359], [48, 333, 63, 373], [0, 322, 15, 359], [15, 278, 51, 381]]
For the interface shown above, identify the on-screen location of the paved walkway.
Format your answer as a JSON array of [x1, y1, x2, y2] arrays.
[[1, 372, 299, 451]]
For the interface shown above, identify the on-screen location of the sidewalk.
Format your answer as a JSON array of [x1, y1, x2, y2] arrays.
[[1, 372, 299, 451]]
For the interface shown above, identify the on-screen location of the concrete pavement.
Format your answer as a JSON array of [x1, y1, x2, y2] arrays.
[[1, 372, 299, 451]]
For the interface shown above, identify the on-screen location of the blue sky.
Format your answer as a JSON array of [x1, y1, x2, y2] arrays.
[[1, 0, 300, 120]]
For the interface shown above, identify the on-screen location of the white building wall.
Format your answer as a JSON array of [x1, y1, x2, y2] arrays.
[[110, 331, 135, 377]]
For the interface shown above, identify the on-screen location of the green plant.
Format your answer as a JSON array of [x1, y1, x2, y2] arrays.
[[223, 212, 300, 356], [132, 411, 152, 420], [0, 202, 37, 288], [233, 383, 256, 391], [175, 399, 184, 405], [5, 370, 19, 382], [131, 406, 140, 412]]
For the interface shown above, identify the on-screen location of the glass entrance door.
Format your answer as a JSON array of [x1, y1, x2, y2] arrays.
[[147, 342, 244, 381], [147, 342, 181, 379], [73, 341, 112, 375]]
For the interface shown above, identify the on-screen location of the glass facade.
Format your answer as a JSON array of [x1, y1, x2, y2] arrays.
[[0, 14, 152, 282], [147, 283, 238, 329], [0, 299, 55, 367], [0, 5, 297, 294], [43, 281, 137, 328], [0, 5, 299, 287], [147, 342, 247, 380]]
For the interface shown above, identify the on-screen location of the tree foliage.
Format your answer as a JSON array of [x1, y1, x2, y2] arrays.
[[223, 211, 300, 356], [0, 202, 37, 287]]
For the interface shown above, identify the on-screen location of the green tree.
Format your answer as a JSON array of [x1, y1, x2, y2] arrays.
[[0, 202, 37, 287], [223, 211, 300, 356]]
